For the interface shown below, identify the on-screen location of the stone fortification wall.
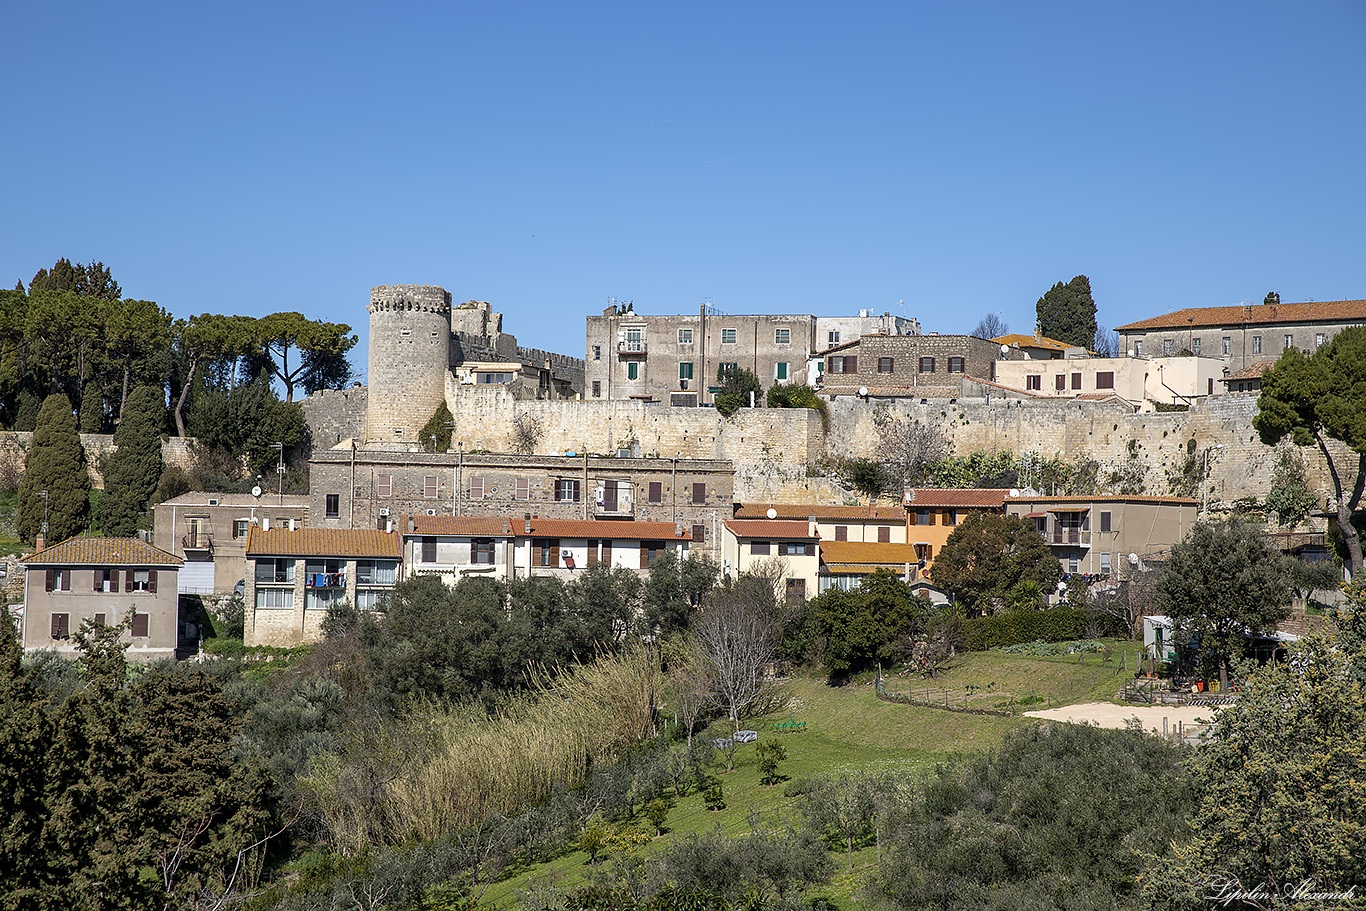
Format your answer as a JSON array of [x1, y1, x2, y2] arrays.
[[301, 387, 368, 449], [0, 433, 197, 489]]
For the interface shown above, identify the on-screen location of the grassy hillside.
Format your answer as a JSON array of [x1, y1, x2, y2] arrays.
[[481, 643, 1139, 908]]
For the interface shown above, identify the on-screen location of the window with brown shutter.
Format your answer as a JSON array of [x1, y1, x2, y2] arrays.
[[919, 357, 935, 373], [1096, 372, 1114, 390], [835, 525, 847, 541], [639, 542, 650, 569], [751, 541, 771, 556], [1055, 374, 1067, 391], [602, 540, 611, 565], [470, 476, 484, 499], [943, 510, 957, 526], [877, 357, 893, 373], [878, 526, 890, 543], [587, 539, 599, 565], [50, 613, 69, 639], [46, 569, 55, 592], [804, 543, 815, 556], [131, 613, 149, 638], [148, 571, 157, 594], [928, 510, 936, 526], [125, 569, 135, 592], [648, 481, 663, 503], [515, 478, 530, 500], [845, 356, 857, 373], [1071, 373, 1082, 390], [691, 483, 705, 505], [692, 524, 705, 543], [1100, 511, 1112, 533], [550, 541, 560, 566], [93, 613, 106, 627], [422, 537, 437, 563]]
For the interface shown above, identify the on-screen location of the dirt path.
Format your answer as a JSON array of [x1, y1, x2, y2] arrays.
[[1024, 701, 1221, 734]]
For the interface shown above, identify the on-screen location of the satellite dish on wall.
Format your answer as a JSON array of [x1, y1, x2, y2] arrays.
[[1008, 488, 1020, 497], [251, 485, 263, 498], [766, 508, 778, 519], [1128, 553, 1140, 566], [1000, 344, 1010, 355], [858, 386, 869, 397]]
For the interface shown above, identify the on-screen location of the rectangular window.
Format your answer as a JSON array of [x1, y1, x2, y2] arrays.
[[1316, 333, 1326, 347], [1070, 373, 1081, 390], [1284, 334, 1294, 350], [1163, 339, 1174, 356], [592, 381, 601, 398], [93, 613, 105, 626], [1223, 337, 1232, 355], [305, 559, 343, 579], [1027, 375, 1041, 391], [1100, 552, 1112, 574], [722, 328, 737, 344], [648, 481, 663, 503], [472, 538, 495, 564], [878, 357, 894, 373], [750, 541, 771, 556], [916, 509, 934, 526], [1134, 340, 1143, 356], [50, 613, 69, 639], [255, 558, 295, 584], [557, 479, 581, 502], [1252, 335, 1262, 354], [919, 357, 935, 373], [355, 589, 386, 611], [679, 361, 694, 380], [1192, 337, 1201, 355], [1055, 374, 1067, 391], [515, 478, 529, 500], [678, 328, 693, 344], [692, 524, 706, 543], [325, 494, 339, 518], [537, 540, 560, 567], [128, 569, 155, 592], [255, 588, 294, 610], [828, 330, 840, 345], [640, 541, 666, 568], [877, 526, 891, 543], [424, 475, 438, 498], [624, 328, 643, 351], [233, 519, 250, 539], [827, 356, 843, 374], [421, 537, 437, 563], [774, 328, 790, 344], [780, 542, 813, 556], [943, 510, 957, 526], [356, 560, 397, 585], [593, 345, 601, 360], [835, 525, 848, 542], [305, 586, 345, 612], [1068, 554, 1079, 573], [627, 361, 639, 380], [470, 476, 484, 499], [691, 482, 705, 505], [1096, 372, 1115, 390], [93, 569, 116, 593], [785, 578, 806, 603], [1100, 511, 1112, 533], [44, 568, 71, 592], [775, 362, 788, 380], [914, 543, 932, 563], [378, 474, 393, 498], [947, 357, 965, 373]]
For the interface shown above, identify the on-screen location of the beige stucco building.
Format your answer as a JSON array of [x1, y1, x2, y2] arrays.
[[1003, 494, 1199, 579], [993, 355, 1226, 410], [154, 492, 310, 594], [720, 518, 820, 603], [20, 537, 184, 662]]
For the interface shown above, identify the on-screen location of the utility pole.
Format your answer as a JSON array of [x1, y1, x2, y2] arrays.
[[271, 443, 285, 505]]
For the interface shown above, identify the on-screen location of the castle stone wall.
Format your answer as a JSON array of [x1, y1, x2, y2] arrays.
[[365, 285, 452, 445], [0, 433, 197, 489], [301, 387, 368, 449]]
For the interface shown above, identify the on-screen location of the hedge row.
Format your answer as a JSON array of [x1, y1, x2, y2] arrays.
[[961, 607, 1126, 651]]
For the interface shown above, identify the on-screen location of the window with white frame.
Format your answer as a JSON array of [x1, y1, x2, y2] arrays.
[[1134, 340, 1143, 356], [828, 330, 840, 345], [774, 328, 790, 344], [774, 362, 788, 380], [515, 478, 529, 500], [1163, 339, 1174, 356], [356, 560, 398, 586], [255, 587, 293, 609], [721, 328, 737, 344], [1252, 335, 1262, 354], [1192, 338, 1201, 355], [1284, 334, 1294, 350], [627, 361, 639, 380], [1316, 333, 1326, 347], [424, 475, 438, 498], [378, 474, 393, 497], [255, 558, 294, 584], [469, 475, 484, 499], [678, 328, 693, 344]]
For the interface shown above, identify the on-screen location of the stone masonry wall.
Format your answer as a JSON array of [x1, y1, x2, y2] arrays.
[[0, 432, 197, 489], [301, 387, 368, 449]]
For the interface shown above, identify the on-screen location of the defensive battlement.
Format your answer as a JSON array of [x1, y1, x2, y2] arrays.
[[368, 284, 452, 314], [517, 345, 585, 370]]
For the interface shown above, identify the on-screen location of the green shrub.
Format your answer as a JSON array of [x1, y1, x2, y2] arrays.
[[960, 607, 1127, 650]]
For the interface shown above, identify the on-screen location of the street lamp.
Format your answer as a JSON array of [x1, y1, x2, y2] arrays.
[[1202, 445, 1225, 515]]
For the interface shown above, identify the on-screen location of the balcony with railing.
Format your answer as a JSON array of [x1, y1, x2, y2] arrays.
[[617, 339, 648, 356], [182, 532, 213, 552], [1048, 528, 1091, 547]]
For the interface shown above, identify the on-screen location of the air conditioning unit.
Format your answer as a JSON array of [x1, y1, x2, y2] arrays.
[[680, 378, 689, 390], [379, 507, 390, 517], [426, 509, 437, 516]]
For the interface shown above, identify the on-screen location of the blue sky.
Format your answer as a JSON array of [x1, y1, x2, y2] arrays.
[[3, 1, 1363, 381]]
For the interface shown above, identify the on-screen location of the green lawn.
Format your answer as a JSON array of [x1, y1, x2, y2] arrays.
[[480, 645, 1149, 908]]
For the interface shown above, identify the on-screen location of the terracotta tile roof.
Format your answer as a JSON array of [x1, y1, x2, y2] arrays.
[[735, 503, 905, 521], [723, 520, 818, 540], [819, 541, 922, 565], [409, 516, 515, 536], [245, 527, 402, 558], [524, 519, 690, 540], [993, 333, 1072, 351], [1116, 300, 1366, 332], [905, 488, 1012, 508], [1223, 360, 1277, 382], [1005, 495, 1198, 506], [23, 536, 183, 567]]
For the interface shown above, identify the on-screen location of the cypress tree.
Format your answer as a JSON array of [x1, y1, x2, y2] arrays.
[[98, 385, 165, 536], [17, 394, 90, 543]]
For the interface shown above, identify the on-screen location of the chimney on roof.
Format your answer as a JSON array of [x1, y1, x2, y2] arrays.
[[524, 513, 532, 535], [676, 520, 684, 538], [34, 533, 45, 553], [809, 516, 817, 538]]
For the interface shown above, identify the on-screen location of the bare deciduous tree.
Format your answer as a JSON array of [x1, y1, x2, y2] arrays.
[[1091, 325, 1121, 357], [972, 312, 1009, 340], [665, 635, 716, 748], [694, 571, 782, 730], [873, 406, 950, 491], [511, 412, 544, 455]]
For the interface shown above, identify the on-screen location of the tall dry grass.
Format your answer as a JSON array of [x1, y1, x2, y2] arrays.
[[303, 646, 661, 852]]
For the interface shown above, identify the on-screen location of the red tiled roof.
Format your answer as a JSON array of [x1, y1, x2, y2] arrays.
[[905, 488, 1012, 508], [409, 516, 515, 536], [1116, 300, 1366, 332], [819, 541, 921, 565], [245, 527, 402, 558], [524, 519, 690, 540], [1223, 360, 1277, 382], [993, 333, 1071, 350], [723, 520, 818, 540], [22, 537, 183, 566], [735, 503, 905, 521]]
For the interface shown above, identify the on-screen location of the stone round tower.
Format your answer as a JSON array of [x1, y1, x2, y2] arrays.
[[365, 284, 452, 446]]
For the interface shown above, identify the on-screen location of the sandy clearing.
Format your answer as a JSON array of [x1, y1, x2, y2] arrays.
[[1024, 701, 1221, 734]]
